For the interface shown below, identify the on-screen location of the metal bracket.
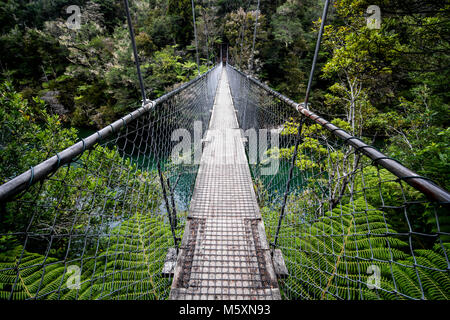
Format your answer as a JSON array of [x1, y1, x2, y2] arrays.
[[298, 102, 311, 111], [142, 99, 155, 109]]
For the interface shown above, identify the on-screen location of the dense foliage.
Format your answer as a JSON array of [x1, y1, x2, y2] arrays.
[[262, 199, 450, 300], [0, 79, 179, 300], [0, 214, 176, 300]]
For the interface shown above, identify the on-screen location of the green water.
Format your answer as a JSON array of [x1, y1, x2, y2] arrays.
[[74, 127, 298, 212], [249, 161, 306, 206]]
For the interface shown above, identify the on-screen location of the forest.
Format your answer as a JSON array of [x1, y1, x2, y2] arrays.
[[0, 0, 449, 300], [0, 0, 448, 188]]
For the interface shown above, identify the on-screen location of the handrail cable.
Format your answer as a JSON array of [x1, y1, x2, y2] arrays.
[[227, 64, 450, 203], [0, 66, 219, 202]]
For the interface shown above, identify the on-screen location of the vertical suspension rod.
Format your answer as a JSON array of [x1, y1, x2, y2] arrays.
[[124, 0, 147, 103], [272, 0, 331, 249], [191, 0, 201, 75], [157, 161, 179, 250], [304, 0, 331, 106], [249, 0, 260, 72], [226, 44, 229, 63], [204, 0, 211, 65]]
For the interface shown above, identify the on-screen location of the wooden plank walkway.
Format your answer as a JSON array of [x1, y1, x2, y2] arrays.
[[169, 68, 281, 300]]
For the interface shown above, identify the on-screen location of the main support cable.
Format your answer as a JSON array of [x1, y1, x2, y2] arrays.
[[124, 0, 147, 104], [0, 67, 219, 202], [273, 0, 331, 249], [228, 63, 450, 203]]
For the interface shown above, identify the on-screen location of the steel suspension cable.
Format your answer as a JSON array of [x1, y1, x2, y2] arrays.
[[124, 0, 181, 251], [238, 15, 247, 69], [238, 0, 253, 69], [249, 0, 260, 72], [157, 161, 179, 251], [272, 0, 331, 249], [123, 0, 147, 104], [203, 0, 211, 66], [191, 0, 201, 75], [226, 44, 229, 63], [304, 0, 331, 106]]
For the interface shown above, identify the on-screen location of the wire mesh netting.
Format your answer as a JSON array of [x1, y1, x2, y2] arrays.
[[226, 64, 450, 300], [0, 65, 222, 300]]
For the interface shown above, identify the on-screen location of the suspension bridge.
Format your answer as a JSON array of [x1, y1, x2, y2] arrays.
[[0, 1, 449, 301], [0, 60, 449, 300], [169, 67, 281, 300]]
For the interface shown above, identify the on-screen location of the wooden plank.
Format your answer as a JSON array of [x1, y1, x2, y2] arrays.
[[162, 247, 178, 277], [272, 249, 289, 279]]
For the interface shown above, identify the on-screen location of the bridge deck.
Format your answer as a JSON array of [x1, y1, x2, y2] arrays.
[[169, 68, 281, 300]]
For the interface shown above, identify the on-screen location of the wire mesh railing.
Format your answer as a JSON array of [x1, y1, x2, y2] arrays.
[[226, 64, 450, 300], [0, 64, 222, 300]]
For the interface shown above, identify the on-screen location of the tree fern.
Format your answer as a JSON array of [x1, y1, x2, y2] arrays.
[[0, 214, 180, 300], [263, 198, 450, 300]]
